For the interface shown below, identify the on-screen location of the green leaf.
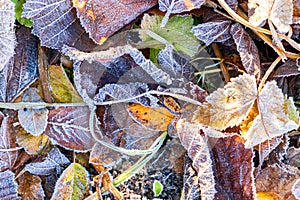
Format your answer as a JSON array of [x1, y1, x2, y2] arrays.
[[48, 65, 83, 103], [153, 180, 163, 197], [141, 14, 200, 57], [51, 163, 89, 200], [11, 0, 33, 27]]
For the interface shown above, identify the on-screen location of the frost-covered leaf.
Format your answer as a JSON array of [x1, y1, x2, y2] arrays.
[[248, 0, 293, 33], [273, 59, 300, 77], [0, 26, 38, 102], [16, 125, 50, 155], [182, 155, 200, 199], [11, 0, 33, 27], [45, 106, 96, 151], [73, 0, 156, 44], [191, 20, 232, 46], [141, 14, 200, 57], [18, 89, 48, 136], [287, 147, 300, 167], [176, 119, 217, 200], [158, 0, 205, 26], [0, 170, 21, 200], [51, 163, 89, 200], [48, 65, 82, 103], [22, 0, 93, 49], [18, 172, 45, 200], [0, 0, 15, 70], [230, 23, 261, 80], [193, 73, 257, 130], [256, 163, 300, 199], [211, 135, 256, 199], [0, 113, 19, 171], [292, 178, 300, 199], [94, 82, 159, 107], [241, 81, 299, 148], [25, 147, 70, 175]]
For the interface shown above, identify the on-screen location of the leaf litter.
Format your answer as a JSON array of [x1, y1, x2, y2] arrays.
[[0, 0, 300, 199]]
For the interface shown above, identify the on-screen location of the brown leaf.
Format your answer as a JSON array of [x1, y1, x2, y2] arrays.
[[73, 0, 157, 43], [0, 26, 38, 102], [256, 163, 300, 199], [230, 23, 261, 80], [273, 59, 300, 77], [211, 135, 256, 199], [182, 155, 200, 200], [0, 170, 21, 200], [22, 0, 95, 49], [287, 147, 300, 167], [191, 20, 232, 46], [45, 106, 96, 151], [18, 172, 45, 200]]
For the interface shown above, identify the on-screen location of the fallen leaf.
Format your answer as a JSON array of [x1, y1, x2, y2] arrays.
[[0, 0, 15, 70], [25, 147, 70, 175], [45, 106, 96, 151], [18, 172, 45, 200], [18, 89, 49, 136], [127, 103, 175, 131], [182, 155, 200, 199], [73, 0, 157, 44], [158, 0, 205, 26], [230, 23, 261, 80], [141, 14, 200, 56], [255, 163, 300, 199], [273, 60, 300, 77], [0, 26, 38, 102], [0, 170, 21, 200], [248, 0, 293, 33], [11, 0, 33, 27], [292, 178, 300, 199], [211, 135, 256, 199], [51, 163, 89, 200], [48, 65, 82, 103], [176, 119, 217, 200], [15, 125, 50, 155], [257, 192, 283, 200], [287, 147, 300, 167], [22, 0, 95, 49], [191, 20, 232, 46]]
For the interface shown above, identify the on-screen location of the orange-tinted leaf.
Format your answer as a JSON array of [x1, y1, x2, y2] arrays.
[[256, 163, 300, 199], [18, 172, 45, 200], [230, 23, 261, 80], [212, 135, 256, 199], [73, 0, 157, 43], [45, 106, 96, 151], [51, 163, 89, 200], [256, 192, 282, 200], [0, 170, 21, 200], [127, 103, 175, 131]]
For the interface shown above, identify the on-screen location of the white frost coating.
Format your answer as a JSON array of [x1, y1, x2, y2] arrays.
[[292, 178, 300, 199], [0, 0, 15, 70], [176, 119, 217, 200], [129, 48, 172, 85]]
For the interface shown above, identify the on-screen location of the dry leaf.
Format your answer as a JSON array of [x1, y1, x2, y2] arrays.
[[0, 0, 15, 70], [48, 65, 82, 103], [182, 155, 200, 199], [191, 20, 232, 46], [25, 147, 70, 175], [51, 163, 89, 200], [292, 178, 300, 199], [176, 119, 217, 200], [256, 163, 300, 199], [230, 23, 261, 80], [193, 73, 257, 130], [45, 106, 96, 151], [127, 103, 175, 131], [0, 170, 21, 200], [18, 89, 48, 136], [73, 0, 156, 44], [257, 192, 283, 200], [211, 135, 256, 199], [18, 172, 45, 200], [248, 0, 293, 33]]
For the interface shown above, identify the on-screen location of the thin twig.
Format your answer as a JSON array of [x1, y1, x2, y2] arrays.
[[211, 43, 231, 82], [258, 56, 281, 92]]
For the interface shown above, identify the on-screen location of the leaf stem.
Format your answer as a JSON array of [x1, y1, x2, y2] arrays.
[[0, 102, 87, 109], [258, 56, 281, 92], [211, 43, 230, 82]]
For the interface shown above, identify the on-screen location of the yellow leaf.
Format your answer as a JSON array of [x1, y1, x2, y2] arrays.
[[256, 192, 282, 200]]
